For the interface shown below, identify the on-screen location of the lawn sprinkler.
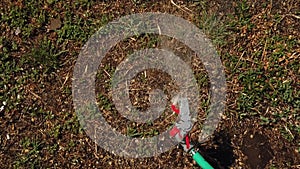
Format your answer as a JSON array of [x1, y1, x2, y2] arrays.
[[169, 97, 214, 169]]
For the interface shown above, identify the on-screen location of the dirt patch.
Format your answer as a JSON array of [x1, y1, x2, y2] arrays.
[[242, 132, 273, 169]]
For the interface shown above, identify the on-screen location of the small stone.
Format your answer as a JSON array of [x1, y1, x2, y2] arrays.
[[15, 27, 21, 35]]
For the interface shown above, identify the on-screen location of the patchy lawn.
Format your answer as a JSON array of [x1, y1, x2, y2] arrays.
[[0, 0, 299, 168]]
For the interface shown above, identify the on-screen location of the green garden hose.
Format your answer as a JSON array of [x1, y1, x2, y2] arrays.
[[190, 149, 214, 169]]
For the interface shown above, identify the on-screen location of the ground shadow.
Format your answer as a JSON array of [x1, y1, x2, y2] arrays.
[[197, 130, 235, 169]]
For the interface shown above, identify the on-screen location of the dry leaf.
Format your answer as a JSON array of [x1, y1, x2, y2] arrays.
[[48, 18, 62, 30]]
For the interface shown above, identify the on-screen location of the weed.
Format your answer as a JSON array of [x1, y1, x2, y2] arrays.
[[197, 12, 229, 47], [14, 138, 42, 168], [126, 126, 159, 138], [25, 37, 65, 74], [97, 93, 113, 111]]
